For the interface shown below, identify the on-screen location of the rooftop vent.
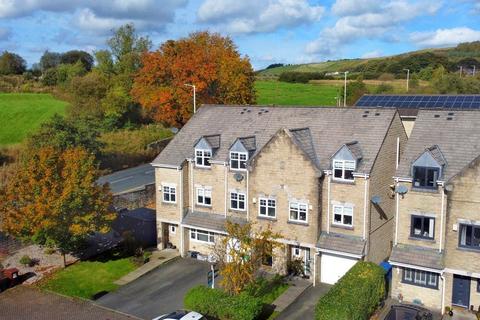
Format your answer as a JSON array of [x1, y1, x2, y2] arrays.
[[448, 112, 454, 116], [375, 112, 380, 116], [434, 114, 440, 118], [247, 109, 251, 113], [364, 110, 370, 114], [240, 111, 245, 114], [362, 114, 368, 118], [446, 117, 453, 121]]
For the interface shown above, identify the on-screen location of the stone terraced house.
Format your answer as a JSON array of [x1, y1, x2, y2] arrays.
[[152, 104, 407, 286], [390, 110, 480, 312]]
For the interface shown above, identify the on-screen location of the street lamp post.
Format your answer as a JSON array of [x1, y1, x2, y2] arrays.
[[343, 71, 349, 107], [403, 69, 410, 92], [473, 65, 476, 77], [184, 83, 196, 114]]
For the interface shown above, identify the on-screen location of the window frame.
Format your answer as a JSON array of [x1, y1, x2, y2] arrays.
[[458, 223, 480, 251], [230, 191, 246, 211], [196, 187, 212, 207], [195, 148, 212, 168], [258, 197, 276, 218], [402, 268, 439, 290], [410, 215, 435, 240], [162, 184, 177, 204], [412, 166, 439, 190], [332, 204, 354, 227], [289, 201, 308, 223], [190, 229, 215, 244], [477, 279, 480, 293], [230, 151, 248, 171], [332, 159, 356, 182]]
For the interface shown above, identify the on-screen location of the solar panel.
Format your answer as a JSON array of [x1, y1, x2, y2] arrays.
[[354, 94, 480, 109]]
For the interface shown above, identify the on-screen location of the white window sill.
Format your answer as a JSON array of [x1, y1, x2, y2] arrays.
[[288, 220, 308, 226], [258, 215, 277, 221], [196, 204, 212, 208], [332, 178, 355, 184], [230, 208, 247, 212], [331, 223, 354, 230], [162, 201, 177, 205]]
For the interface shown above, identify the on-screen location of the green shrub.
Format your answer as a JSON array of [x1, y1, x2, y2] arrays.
[[19, 255, 33, 266], [315, 261, 385, 320], [184, 285, 263, 320]]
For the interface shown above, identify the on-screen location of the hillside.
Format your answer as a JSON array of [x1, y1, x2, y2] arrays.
[[258, 41, 480, 77]]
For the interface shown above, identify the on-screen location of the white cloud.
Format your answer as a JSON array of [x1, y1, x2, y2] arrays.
[[197, 0, 325, 34], [361, 50, 382, 58], [410, 27, 480, 47], [306, 0, 441, 56], [0, 0, 187, 33], [0, 27, 11, 41]]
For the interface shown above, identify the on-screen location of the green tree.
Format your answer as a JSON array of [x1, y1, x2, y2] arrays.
[[60, 50, 94, 71], [342, 78, 368, 106], [39, 50, 61, 71], [27, 114, 104, 156], [0, 51, 27, 75], [56, 61, 86, 84], [0, 147, 115, 267], [67, 71, 110, 120]]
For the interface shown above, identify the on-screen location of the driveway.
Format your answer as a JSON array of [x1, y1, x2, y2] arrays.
[[276, 283, 331, 320], [97, 258, 211, 320], [0, 286, 138, 320]]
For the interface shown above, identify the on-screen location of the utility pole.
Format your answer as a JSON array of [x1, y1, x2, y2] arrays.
[[459, 66, 463, 77], [403, 69, 410, 92], [473, 65, 476, 77], [343, 71, 349, 107], [184, 84, 196, 113]]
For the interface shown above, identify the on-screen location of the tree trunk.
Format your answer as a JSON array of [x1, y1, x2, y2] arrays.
[[62, 252, 66, 268]]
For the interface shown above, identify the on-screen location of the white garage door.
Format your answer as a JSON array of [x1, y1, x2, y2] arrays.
[[320, 253, 358, 285]]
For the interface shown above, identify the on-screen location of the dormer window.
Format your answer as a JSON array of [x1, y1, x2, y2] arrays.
[[331, 142, 362, 182], [230, 151, 247, 170], [413, 166, 439, 189], [411, 146, 445, 190], [333, 160, 355, 181], [195, 149, 211, 167]]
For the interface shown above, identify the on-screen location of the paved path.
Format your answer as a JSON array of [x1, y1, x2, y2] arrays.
[[272, 278, 312, 312], [98, 258, 210, 320], [114, 249, 179, 285], [0, 286, 139, 320], [276, 283, 331, 320]]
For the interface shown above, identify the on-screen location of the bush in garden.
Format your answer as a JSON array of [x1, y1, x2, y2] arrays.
[[315, 261, 386, 320], [184, 285, 263, 320]]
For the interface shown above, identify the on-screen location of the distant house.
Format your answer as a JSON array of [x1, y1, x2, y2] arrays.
[[97, 164, 155, 210]]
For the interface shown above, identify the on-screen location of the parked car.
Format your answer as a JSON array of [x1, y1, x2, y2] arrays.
[[0, 268, 20, 292], [384, 304, 433, 320], [152, 310, 205, 320]]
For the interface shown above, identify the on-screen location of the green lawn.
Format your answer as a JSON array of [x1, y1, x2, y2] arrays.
[[255, 80, 339, 106], [39, 258, 136, 299], [0, 93, 67, 146]]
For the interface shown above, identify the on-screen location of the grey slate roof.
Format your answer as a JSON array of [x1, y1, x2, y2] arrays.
[[182, 211, 248, 233], [153, 105, 397, 174], [390, 244, 444, 270], [204, 134, 221, 149], [317, 232, 366, 256], [426, 145, 447, 166], [396, 110, 480, 181], [290, 128, 319, 168], [345, 141, 363, 160], [97, 164, 154, 195], [239, 136, 257, 152]]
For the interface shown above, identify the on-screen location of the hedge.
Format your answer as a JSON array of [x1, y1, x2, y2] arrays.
[[184, 285, 263, 320], [315, 261, 385, 320]]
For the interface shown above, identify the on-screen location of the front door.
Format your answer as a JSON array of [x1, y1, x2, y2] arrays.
[[163, 224, 170, 248], [452, 275, 471, 308]]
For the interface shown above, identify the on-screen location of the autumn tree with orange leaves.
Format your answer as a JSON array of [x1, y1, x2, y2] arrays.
[[132, 31, 256, 127], [0, 147, 115, 267]]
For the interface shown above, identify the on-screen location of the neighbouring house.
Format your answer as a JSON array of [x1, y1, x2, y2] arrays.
[[390, 110, 480, 313], [355, 94, 480, 137], [97, 164, 156, 210], [153, 105, 407, 285]]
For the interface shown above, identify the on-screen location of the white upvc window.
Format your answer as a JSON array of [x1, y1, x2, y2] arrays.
[[333, 159, 355, 181], [196, 187, 212, 206], [289, 202, 308, 223], [230, 192, 246, 211], [230, 151, 248, 170], [170, 225, 176, 234], [162, 184, 176, 203], [195, 149, 212, 167], [190, 229, 215, 244], [292, 246, 301, 257], [259, 198, 276, 218], [333, 204, 353, 227]]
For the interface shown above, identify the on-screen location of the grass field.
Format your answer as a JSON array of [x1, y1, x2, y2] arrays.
[[255, 80, 339, 106], [39, 257, 136, 299], [0, 93, 67, 146]]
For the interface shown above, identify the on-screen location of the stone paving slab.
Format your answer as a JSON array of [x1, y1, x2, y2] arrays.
[[114, 249, 179, 286], [272, 277, 312, 312]]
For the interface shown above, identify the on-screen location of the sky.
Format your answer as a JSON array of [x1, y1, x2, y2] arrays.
[[0, 0, 479, 70]]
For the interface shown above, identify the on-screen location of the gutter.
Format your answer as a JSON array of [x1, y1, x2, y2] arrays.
[[316, 248, 364, 259]]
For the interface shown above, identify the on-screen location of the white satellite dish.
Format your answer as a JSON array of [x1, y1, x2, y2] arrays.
[[395, 185, 408, 195]]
